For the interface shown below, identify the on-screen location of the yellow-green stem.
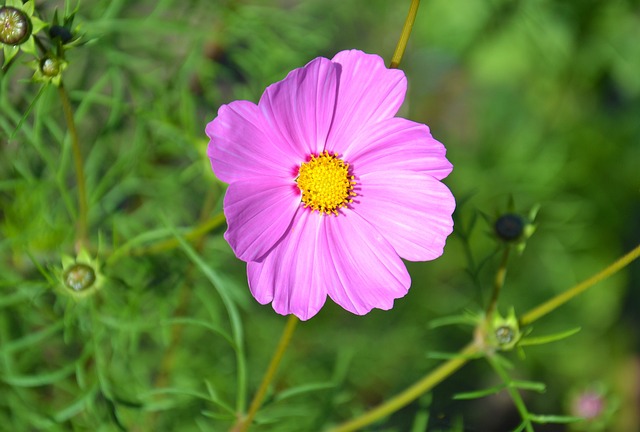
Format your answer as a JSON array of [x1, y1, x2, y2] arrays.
[[236, 315, 299, 432], [329, 243, 640, 431], [520, 243, 640, 326], [133, 212, 226, 256], [329, 342, 479, 432], [390, 0, 420, 69], [58, 82, 89, 251], [106, 212, 226, 267], [486, 246, 510, 318]]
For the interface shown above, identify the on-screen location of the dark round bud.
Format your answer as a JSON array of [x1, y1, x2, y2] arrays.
[[49, 25, 73, 44], [494, 213, 525, 241], [64, 263, 96, 292], [495, 325, 515, 345], [40, 57, 60, 76], [0, 6, 32, 45]]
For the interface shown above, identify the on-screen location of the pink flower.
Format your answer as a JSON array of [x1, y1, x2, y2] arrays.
[[206, 49, 455, 320]]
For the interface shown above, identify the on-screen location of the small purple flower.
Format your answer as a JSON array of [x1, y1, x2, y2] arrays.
[[206, 50, 455, 320]]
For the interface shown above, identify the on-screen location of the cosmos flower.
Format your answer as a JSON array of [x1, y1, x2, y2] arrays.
[[206, 49, 455, 320]]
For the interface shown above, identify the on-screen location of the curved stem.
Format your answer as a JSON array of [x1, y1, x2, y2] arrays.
[[132, 212, 226, 256], [390, 0, 420, 69], [106, 212, 226, 266], [236, 315, 299, 432], [329, 342, 480, 432], [58, 82, 89, 251], [329, 243, 640, 431], [520, 243, 640, 326]]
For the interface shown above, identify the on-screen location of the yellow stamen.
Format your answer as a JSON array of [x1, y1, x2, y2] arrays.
[[296, 150, 356, 215]]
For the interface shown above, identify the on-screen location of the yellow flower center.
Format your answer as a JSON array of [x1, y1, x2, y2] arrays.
[[296, 150, 356, 215]]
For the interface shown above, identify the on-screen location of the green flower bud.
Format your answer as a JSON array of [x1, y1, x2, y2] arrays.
[[494, 325, 516, 345], [489, 308, 521, 351], [1, 0, 47, 66], [55, 249, 105, 299], [0, 6, 31, 45], [40, 57, 60, 76], [30, 55, 67, 86], [63, 263, 96, 292]]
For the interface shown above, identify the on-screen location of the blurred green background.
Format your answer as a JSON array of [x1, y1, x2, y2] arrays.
[[1, 0, 639, 431]]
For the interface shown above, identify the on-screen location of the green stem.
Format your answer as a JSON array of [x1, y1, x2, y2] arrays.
[[106, 212, 226, 266], [390, 0, 420, 69], [131, 212, 226, 256], [329, 342, 480, 432], [486, 245, 510, 318], [58, 82, 89, 251], [520, 243, 640, 326], [236, 315, 299, 432], [486, 354, 534, 432], [329, 243, 640, 431]]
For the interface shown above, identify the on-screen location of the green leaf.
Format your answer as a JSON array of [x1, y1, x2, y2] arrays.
[[162, 317, 235, 348], [410, 394, 432, 432], [528, 414, 583, 424], [273, 382, 336, 402], [511, 380, 546, 393], [168, 219, 247, 412], [428, 313, 478, 329], [518, 327, 581, 347], [204, 380, 235, 415], [454, 384, 506, 400], [201, 410, 237, 421], [0, 321, 64, 354], [10, 85, 46, 140], [2, 361, 77, 387], [53, 383, 99, 422]]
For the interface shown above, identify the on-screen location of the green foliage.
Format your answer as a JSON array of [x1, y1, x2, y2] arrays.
[[1, 0, 638, 431]]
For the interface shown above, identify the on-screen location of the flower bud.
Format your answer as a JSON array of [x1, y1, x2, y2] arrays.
[[55, 250, 105, 299], [489, 308, 521, 351], [0, 6, 31, 45], [40, 57, 60, 76], [63, 263, 96, 292], [49, 24, 73, 44], [494, 325, 516, 345], [571, 390, 605, 420], [494, 213, 524, 241], [31, 55, 67, 86]]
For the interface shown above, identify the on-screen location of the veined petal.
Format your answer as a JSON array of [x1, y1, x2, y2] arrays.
[[354, 170, 455, 261], [247, 210, 329, 321], [207, 101, 298, 184], [325, 212, 410, 315], [223, 179, 300, 262], [206, 101, 300, 183], [259, 57, 338, 158], [326, 50, 407, 153], [345, 117, 453, 180]]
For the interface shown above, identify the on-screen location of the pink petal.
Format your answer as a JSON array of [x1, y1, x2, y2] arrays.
[[206, 101, 299, 184], [247, 210, 329, 321], [259, 57, 338, 158], [344, 117, 453, 180], [324, 212, 411, 315], [326, 50, 407, 154], [224, 179, 300, 262], [353, 170, 455, 261]]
